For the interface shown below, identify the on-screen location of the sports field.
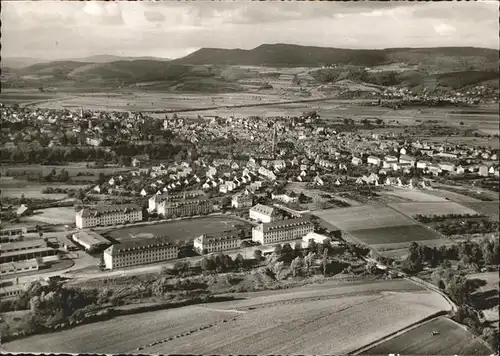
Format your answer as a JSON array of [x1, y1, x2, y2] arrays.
[[381, 188, 448, 202], [106, 216, 250, 242], [361, 316, 492, 356], [388, 202, 481, 217]]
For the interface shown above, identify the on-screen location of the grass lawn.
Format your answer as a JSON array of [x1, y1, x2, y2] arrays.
[[106, 216, 250, 242], [361, 316, 492, 356], [313, 205, 414, 231], [348, 224, 443, 245]]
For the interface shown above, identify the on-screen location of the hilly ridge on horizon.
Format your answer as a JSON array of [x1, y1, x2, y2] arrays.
[[2, 44, 498, 94]]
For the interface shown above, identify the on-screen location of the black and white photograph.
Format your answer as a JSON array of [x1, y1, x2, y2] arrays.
[[0, 0, 499, 355]]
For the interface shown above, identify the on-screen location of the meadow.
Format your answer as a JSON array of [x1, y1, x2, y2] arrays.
[[313, 205, 415, 231], [0, 177, 88, 200], [380, 188, 448, 202], [460, 202, 500, 221], [361, 316, 492, 356], [2, 279, 453, 354], [347, 224, 444, 246], [24, 207, 76, 225], [106, 215, 249, 242]]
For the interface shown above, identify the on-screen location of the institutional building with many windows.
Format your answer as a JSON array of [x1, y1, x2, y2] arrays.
[[157, 198, 214, 218], [148, 190, 205, 212], [103, 237, 178, 270], [249, 204, 279, 223], [193, 233, 241, 255], [252, 218, 314, 245], [75, 204, 143, 229]]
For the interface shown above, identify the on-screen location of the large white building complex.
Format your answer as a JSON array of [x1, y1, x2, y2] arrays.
[[252, 218, 314, 245], [193, 233, 241, 255], [103, 237, 178, 270], [75, 204, 142, 229], [249, 204, 279, 223]]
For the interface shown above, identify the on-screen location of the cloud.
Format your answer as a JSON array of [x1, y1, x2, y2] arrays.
[[1, 1, 497, 60], [434, 23, 457, 36]]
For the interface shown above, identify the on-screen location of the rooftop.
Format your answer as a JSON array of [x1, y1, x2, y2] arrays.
[[73, 230, 111, 246], [105, 237, 177, 256], [250, 204, 276, 216], [78, 203, 141, 217], [1, 239, 46, 253], [256, 217, 312, 233]]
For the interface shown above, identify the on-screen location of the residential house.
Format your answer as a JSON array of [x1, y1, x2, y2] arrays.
[[367, 156, 381, 166], [351, 157, 362, 166], [231, 190, 253, 209], [399, 155, 416, 167], [272, 190, 298, 204], [439, 162, 455, 172]]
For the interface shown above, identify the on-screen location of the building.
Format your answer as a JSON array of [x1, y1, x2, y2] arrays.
[[148, 190, 205, 211], [271, 191, 298, 203], [302, 231, 331, 245], [194, 233, 241, 254], [439, 162, 456, 172], [75, 204, 143, 229], [231, 190, 253, 209], [72, 230, 111, 251], [351, 157, 362, 166], [367, 156, 381, 166], [0, 239, 57, 264], [478, 165, 489, 177], [416, 160, 431, 169], [249, 204, 279, 223], [103, 237, 178, 270], [1, 259, 39, 276], [258, 166, 277, 181], [399, 155, 416, 167], [0, 227, 27, 238], [158, 198, 213, 218], [252, 218, 314, 245]]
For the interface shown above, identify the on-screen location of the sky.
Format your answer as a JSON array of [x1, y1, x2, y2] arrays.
[[2, 0, 499, 60]]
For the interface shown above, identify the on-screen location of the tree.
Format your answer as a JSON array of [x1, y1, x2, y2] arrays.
[[273, 244, 282, 256], [304, 252, 314, 275], [280, 243, 295, 263], [294, 242, 303, 257], [482, 327, 499, 351], [20, 193, 27, 204], [321, 249, 329, 275], [307, 239, 317, 254], [322, 238, 332, 254], [234, 253, 245, 270], [173, 261, 190, 276], [253, 249, 263, 260], [445, 275, 471, 305], [290, 256, 304, 277], [76, 189, 86, 200]]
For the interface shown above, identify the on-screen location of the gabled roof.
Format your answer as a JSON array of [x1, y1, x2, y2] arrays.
[[78, 203, 141, 217], [105, 236, 177, 256], [250, 204, 276, 216], [256, 217, 313, 233]]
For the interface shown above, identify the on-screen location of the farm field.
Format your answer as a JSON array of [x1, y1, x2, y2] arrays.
[[466, 272, 499, 293], [313, 205, 414, 231], [388, 202, 481, 217], [106, 215, 250, 242], [2, 163, 131, 178], [361, 316, 492, 356], [0, 177, 88, 200], [24, 207, 76, 225], [460, 202, 500, 221], [347, 224, 444, 246], [380, 188, 448, 202], [2, 279, 453, 354], [427, 188, 483, 203]]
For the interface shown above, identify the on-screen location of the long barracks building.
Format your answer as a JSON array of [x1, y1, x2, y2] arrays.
[[252, 218, 314, 245], [103, 237, 178, 270], [75, 204, 143, 229]]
